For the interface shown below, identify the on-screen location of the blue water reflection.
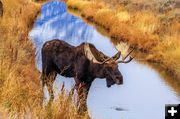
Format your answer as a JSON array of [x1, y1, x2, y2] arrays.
[[29, 1, 180, 119]]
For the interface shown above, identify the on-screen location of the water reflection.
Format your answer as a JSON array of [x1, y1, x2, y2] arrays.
[[29, 1, 180, 119]]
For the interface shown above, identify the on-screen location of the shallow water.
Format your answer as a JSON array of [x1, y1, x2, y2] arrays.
[[29, 1, 180, 119]]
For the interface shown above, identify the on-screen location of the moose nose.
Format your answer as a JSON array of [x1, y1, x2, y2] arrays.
[[116, 76, 123, 84]]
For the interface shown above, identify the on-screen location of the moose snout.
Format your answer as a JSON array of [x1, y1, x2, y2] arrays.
[[115, 76, 123, 85]]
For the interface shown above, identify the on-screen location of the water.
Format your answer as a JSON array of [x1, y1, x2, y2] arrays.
[[29, 1, 180, 119]]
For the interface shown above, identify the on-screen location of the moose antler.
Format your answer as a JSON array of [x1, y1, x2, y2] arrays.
[[84, 43, 134, 64], [84, 43, 119, 64], [118, 48, 134, 63], [84, 43, 102, 64], [101, 51, 121, 64], [112, 52, 121, 61], [101, 57, 112, 64]]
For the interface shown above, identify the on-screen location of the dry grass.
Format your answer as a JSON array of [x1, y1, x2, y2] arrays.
[[149, 34, 180, 78], [0, 0, 179, 117], [50, 87, 89, 119], [0, 0, 42, 114], [67, 0, 180, 79], [0, 0, 88, 118], [94, 8, 116, 28], [132, 11, 160, 34]]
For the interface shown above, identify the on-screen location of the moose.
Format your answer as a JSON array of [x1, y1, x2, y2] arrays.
[[41, 39, 133, 111]]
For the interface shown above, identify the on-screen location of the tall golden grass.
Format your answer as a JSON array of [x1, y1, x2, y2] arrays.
[[0, 0, 88, 118], [0, 0, 179, 117], [67, 0, 180, 80]]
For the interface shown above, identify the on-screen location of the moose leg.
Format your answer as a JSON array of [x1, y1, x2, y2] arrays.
[[40, 74, 46, 106], [41, 66, 52, 105], [76, 82, 92, 114], [46, 72, 57, 105]]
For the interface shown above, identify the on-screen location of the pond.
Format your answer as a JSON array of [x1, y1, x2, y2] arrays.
[[29, 1, 180, 119]]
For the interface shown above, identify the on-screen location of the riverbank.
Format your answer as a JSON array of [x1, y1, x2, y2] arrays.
[[0, 0, 87, 118], [66, 0, 180, 80], [0, 0, 42, 116]]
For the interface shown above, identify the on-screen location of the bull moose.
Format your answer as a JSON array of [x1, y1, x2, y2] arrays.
[[41, 39, 133, 111]]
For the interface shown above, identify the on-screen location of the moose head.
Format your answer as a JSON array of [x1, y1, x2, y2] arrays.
[[84, 43, 134, 87]]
